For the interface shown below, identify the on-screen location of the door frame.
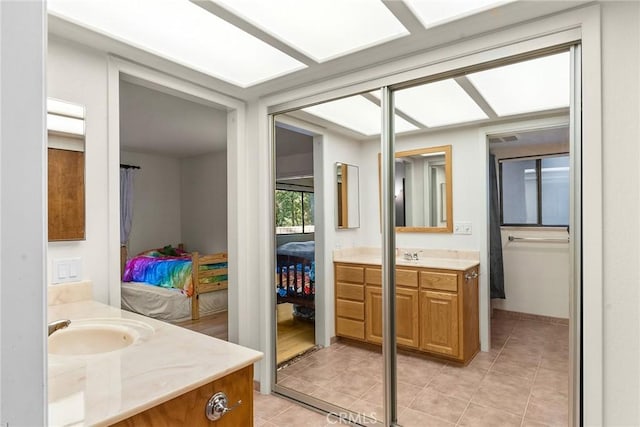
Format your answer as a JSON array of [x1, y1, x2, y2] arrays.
[[106, 57, 246, 343]]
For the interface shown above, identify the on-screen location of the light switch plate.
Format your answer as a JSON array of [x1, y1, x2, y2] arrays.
[[454, 221, 472, 235], [53, 258, 82, 284]]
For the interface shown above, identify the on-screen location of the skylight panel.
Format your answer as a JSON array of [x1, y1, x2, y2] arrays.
[[302, 96, 417, 136], [466, 52, 570, 116], [403, 0, 514, 29], [393, 79, 488, 127], [47, 0, 305, 87], [212, 0, 409, 62]]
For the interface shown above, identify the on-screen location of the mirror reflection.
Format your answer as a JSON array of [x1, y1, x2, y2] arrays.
[[382, 145, 453, 232], [336, 162, 360, 229]]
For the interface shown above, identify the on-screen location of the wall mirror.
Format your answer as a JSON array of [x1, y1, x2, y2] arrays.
[[381, 145, 453, 233], [336, 162, 360, 229], [47, 98, 86, 241]]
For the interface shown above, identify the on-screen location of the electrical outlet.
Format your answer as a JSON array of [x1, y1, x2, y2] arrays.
[[454, 221, 472, 235]]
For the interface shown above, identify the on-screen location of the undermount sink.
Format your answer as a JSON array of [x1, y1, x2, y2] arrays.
[[48, 318, 154, 356]]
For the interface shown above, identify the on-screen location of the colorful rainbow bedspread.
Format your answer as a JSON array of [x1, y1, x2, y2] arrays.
[[123, 249, 194, 296]]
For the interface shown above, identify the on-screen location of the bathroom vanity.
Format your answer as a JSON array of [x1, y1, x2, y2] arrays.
[[333, 248, 480, 364], [47, 282, 262, 426]]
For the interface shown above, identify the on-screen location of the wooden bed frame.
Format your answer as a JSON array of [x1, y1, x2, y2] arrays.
[[121, 244, 228, 321], [276, 254, 315, 309], [190, 251, 228, 320]]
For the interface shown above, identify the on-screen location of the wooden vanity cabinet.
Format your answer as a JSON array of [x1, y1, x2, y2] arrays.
[[112, 365, 253, 427], [335, 262, 479, 363], [364, 268, 419, 348], [335, 264, 366, 340]]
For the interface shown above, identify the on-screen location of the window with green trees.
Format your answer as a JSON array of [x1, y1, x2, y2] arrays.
[[275, 190, 314, 234]]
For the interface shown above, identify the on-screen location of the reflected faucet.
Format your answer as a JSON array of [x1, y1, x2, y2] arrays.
[[48, 319, 70, 336], [403, 252, 419, 261]]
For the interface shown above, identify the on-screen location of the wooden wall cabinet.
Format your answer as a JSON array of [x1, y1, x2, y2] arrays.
[[48, 148, 85, 241], [335, 262, 479, 363]]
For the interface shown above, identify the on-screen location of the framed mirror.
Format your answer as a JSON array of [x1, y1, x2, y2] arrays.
[[47, 98, 86, 241], [336, 162, 360, 229], [380, 145, 452, 233]]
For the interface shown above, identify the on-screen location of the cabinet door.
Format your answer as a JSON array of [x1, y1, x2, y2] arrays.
[[396, 288, 419, 348], [365, 286, 383, 344], [365, 286, 419, 348], [420, 290, 459, 357]]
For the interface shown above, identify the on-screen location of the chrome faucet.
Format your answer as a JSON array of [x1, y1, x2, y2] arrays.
[[48, 319, 71, 336]]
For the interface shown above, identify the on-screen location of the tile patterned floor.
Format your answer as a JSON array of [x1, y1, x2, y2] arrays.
[[259, 314, 569, 426]]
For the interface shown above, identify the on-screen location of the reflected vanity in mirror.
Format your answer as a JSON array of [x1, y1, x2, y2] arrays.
[[381, 145, 453, 233], [47, 98, 86, 241], [336, 162, 360, 229]]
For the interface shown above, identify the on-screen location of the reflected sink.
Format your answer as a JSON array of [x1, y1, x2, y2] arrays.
[[48, 318, 154, 356]]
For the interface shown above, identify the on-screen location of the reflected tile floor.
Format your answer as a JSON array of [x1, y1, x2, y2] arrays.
[[262, 314, 569, 426]]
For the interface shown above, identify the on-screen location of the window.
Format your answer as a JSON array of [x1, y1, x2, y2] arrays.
[[275, 190, 314, 234], [500, 154, 569, 226]]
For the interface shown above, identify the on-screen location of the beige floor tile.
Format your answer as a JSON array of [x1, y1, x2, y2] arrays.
[[398, 407, 455, 426], [428, 367, 486, 401], [277, 376, 319, 395], [324, 370, 380, 399], [490, 354, 539, 381], [363, 380, 423, 408], [309, 387, 357, 409], [409, 387, 469, 424], [532, 368, 569, 398], [471, 372, 532, 416], [253, 392, 295, 420], [271, 404, 333, 427], [525, 394, 569, 426], [458, 403, 523, 427], [397, 356, 444, 388]]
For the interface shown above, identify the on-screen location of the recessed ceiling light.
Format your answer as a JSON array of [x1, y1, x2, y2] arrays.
[[47, 0, 305, 87], [467, 52, 570, 116], [211, 0, 409, 62], [403, 0, 514, 29], [303, 95, 418, 136], [393, 79, 488, 127]]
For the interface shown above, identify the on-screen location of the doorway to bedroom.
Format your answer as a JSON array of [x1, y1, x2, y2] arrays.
[[118, 76, 230, 340], [274, 123, 317, 365]]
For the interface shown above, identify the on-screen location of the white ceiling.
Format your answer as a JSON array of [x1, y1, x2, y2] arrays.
[[47, 1, 587, 99], [119, 80, 227, 157]]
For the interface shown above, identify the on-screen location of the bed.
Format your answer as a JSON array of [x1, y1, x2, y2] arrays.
[[121, 245, 228, 322], [276, 241, 315, 315]]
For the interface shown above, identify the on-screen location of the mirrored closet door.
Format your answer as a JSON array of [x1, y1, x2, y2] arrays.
[[271, 46, 579, 427]]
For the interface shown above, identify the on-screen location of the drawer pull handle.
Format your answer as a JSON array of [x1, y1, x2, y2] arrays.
[[465, 271, 478, 281], [205, 391, 242, 421]]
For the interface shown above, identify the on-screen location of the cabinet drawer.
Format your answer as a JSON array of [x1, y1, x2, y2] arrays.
[[336, 282, 364, 301], [396, 268, 418, 287], [336, 299, 364, 320], [336, 317, 365, 340], [420, 271, 458, 292], [336, 265, 364, 283], [366, 267, 417, 287], [365, 267, 381, 285]]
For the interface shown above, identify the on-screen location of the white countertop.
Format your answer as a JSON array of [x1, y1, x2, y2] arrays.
[[333, 247, 480, 271], [48, 300, 262, 426]]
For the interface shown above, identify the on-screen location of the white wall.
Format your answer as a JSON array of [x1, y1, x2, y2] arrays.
[[120, 151, 182, 256], [47, 37, 111, 303], [601, 2, 640, 422], [493, 228, 569, 318], [180, 150, 228, 254]]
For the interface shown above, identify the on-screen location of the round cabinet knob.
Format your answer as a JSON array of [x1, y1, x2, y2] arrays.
[[205, 391, 242, 421]]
